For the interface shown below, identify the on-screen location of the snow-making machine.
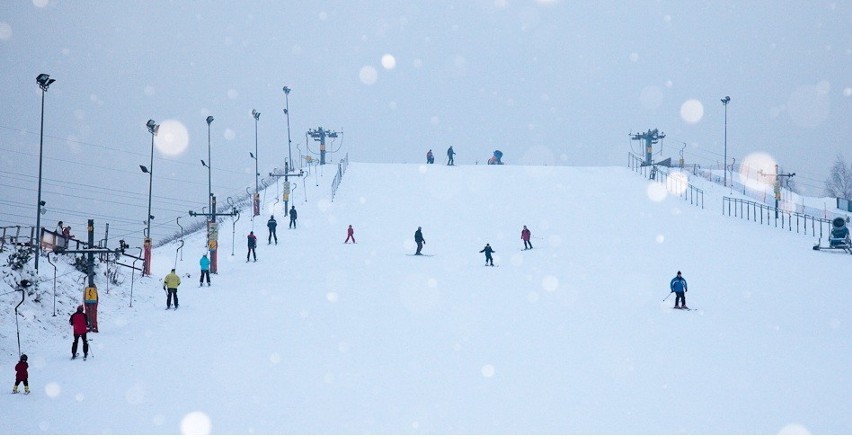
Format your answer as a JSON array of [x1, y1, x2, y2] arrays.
[[812, 216, 851, 254]]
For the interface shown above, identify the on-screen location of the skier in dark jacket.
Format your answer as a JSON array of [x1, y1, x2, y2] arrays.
[[670, 271, 688, 309], [447, 146, 456, 165], [267, 215, 278, 244], [289, 206, 298, 228], [69, 305, 89, 359], [479, 243, 496, 266], [247, 231, 257, 262], [414, 227, 425, 255], [12, 354, 29, 394], [426, 149, 434, 164]]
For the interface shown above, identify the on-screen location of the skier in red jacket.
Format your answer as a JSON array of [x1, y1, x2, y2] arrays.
[[69, 305, 89, 359], [12, 354, 29, 394], [521, 225, 533, 250]]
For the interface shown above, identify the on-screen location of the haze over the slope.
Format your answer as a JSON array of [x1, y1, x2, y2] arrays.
[[2, 0, 850, 246]]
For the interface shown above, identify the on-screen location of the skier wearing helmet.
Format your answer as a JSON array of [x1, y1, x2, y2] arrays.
[[12, 354, 29, 394]]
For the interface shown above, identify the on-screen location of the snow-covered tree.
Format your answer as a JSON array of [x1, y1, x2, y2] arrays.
[[824, 154, 852, 199]]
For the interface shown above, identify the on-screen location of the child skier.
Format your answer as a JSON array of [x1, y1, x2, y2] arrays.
[[12, 354, 29, 394]]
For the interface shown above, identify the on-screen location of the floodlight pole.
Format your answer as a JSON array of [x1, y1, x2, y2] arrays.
[[34, 74, 55, 273], [722, 96, 731, 187], [252, 109, 260, 197], [252, 109, 261, 218], [144, 120, 159, 239], [206, 116, 214, 215], [283, 86, 293, 172]]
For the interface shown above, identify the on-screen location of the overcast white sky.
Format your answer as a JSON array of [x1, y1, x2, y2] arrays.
[[1, 0, 850, 243]]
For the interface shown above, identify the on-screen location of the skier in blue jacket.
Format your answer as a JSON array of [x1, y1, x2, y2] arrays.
[[670, 271, 688, 309], [199, 254, 211, 286]]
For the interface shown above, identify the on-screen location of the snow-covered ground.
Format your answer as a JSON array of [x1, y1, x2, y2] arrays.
[[2, 162, 850, 434]]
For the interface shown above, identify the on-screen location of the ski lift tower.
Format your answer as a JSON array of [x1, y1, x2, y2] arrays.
[[631, 129, 668, 179], [632, 128, 666, 166], [307, 127, 339, 165]]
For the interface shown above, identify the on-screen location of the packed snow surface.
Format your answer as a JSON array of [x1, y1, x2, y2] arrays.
[[2, 163, 850, 434]]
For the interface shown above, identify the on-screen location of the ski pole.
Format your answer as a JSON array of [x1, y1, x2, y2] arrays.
[[662, 291, 673, 302]]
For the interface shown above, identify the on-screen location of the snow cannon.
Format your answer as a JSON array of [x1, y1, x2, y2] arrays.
[[812, 216, 851, 254], [488, 150, 504, 165]]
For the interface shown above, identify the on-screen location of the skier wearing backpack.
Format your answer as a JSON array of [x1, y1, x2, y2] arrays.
[[670, 271, 688, 309]]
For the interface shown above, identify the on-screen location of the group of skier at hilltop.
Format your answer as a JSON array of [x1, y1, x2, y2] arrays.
[[426, 146, 456, 165], [425, 145, 503, 165]]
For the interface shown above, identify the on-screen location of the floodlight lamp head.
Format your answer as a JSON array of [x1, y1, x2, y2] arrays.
[[721, 96, 731, 104], [36, 73, 55, 90], [206, 116, 214, 125], [252, 109, 260, 120], [283, 86, 291, 94], [146, 119, 159, 135]]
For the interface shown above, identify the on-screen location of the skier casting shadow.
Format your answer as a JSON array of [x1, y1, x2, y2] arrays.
[[414, 227, 426, 255]]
